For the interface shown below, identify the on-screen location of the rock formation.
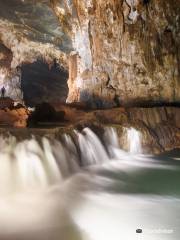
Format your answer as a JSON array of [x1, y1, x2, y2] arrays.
[[52, 0, 180, 107], [0, 104, 179, 153], [0, 0, 71, 102], [0, 0, 179, 107], [0, 0, 179, 153]]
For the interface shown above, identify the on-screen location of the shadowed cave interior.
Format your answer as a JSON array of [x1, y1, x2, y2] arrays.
[[21, 59, 69, 107]]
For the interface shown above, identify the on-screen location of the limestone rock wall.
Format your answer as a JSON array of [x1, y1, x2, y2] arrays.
[[0, 1, 70, 102], [0, 41, 12, 72], [54, 0, 180, 107], [0, 0, 179, 107]]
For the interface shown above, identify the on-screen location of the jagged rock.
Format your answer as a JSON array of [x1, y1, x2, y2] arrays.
[[0, 1, 179, 154], [0, 106, 29, 127], [52, 0, 180, 107], [0, 1, 179, 108]]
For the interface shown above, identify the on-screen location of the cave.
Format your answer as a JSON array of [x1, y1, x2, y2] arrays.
[[21, 59, 68, 107], [0, 1, 179, 240]]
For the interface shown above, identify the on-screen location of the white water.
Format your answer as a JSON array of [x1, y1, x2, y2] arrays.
[[0, 127, 179, 240], [76, 128, 109, 165], [127, 127, 142, 154], [0, 127, 123, 194], [0, 127, 118, 194]]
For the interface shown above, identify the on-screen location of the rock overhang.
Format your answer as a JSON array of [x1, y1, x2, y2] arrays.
[[0, 0, 72, 53], [0, 0, 179, 107]]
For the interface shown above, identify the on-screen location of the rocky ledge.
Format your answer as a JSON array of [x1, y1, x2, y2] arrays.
[[62, 105, 180, 154], [0, 103, 179, 154]]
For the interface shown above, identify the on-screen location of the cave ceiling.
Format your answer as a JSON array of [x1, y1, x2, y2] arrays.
[[0, 0, 179, 105], [0, 0, 72, 52], [0, 0, 73, 69]]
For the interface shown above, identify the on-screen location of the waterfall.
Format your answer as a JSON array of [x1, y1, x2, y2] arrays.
[[127, 127, 142, 154], [0, 128, 178, 240], [104, 127, 130, 159], [104, 127, 119, 149], [0, 127, 144, 194], [0, 128, 110, 194], [75, 128, 109, 165]]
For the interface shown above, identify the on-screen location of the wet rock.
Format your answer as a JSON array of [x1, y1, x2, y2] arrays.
[[0, 104, 178, 154], [53, 105, 180, 154]]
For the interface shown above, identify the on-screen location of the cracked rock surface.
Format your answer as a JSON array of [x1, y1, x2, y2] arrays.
[[54, 0, 180, 107], [0, 0, 179, 107]]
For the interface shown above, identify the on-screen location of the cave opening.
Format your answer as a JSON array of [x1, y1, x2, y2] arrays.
[[21, 59, 69, 107]]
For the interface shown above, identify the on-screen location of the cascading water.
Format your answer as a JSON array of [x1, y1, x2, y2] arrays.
[[0, 127, 179, 240], [103, 127, 128, 159], [127, 127, 142, 154], [76, 128, 109, 165], [0, 136, 79, 195], [0, 127, 115, 194]]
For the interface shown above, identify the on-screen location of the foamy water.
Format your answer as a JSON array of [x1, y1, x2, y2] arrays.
[[0, 127, 179, 240]]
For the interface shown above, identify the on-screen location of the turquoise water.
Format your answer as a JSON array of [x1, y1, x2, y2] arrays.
[[69, 151, 180, 240]]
